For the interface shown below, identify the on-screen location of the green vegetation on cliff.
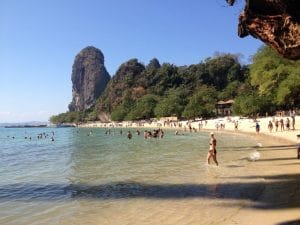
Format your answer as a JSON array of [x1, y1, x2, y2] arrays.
[[50, 46, 300, 124], [96, 53, 246, 119], [233, 46, 300, 115]]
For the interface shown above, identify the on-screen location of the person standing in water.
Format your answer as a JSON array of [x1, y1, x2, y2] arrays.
[[207, 132, 218, 166], [127, 131, 132, 139]]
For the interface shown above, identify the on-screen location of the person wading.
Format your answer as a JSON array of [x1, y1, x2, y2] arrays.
[[207, 132, 219, 166]]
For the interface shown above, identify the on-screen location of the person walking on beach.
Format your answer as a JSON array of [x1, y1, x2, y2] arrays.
[[268, 120, 273, 132], [234, 121, 239, 131], [280, 118, 284, 131], [286, 118, 290, 131], [275, 119, 279, 132], [207, 132, 218, 166], [255, 122, 260, 135], [292, 115, 296, 130]]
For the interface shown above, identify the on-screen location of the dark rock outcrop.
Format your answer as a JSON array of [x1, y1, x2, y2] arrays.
[[227, 0, 300, 60], [69, 46, 110, 111]]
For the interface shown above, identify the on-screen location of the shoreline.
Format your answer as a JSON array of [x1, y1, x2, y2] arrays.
[[78, 117, 300, 225], [79, 116, 300, 144]]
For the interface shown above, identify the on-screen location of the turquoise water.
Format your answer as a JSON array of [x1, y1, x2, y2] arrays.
[[0, 127, 258, 225]]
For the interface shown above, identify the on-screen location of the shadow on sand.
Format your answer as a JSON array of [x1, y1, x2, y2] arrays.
[[0, 173, 299, 210], [276, 219, 300, 225], [221, 144, 296, 152]]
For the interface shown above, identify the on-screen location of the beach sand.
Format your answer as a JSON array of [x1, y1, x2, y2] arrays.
[[221, 133, 300, 225], [79, 117, 300, 225]]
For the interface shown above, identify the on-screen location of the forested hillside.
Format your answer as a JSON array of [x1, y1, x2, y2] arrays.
[[50, 46, 300, 124]]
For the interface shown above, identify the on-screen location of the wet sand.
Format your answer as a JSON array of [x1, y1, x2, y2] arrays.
[[221, 133, 300, 225], [80, 134, 299, 225], [79, 118, 300, 225]]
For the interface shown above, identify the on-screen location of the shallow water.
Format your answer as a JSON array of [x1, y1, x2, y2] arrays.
[[0, 127, 260, 225]]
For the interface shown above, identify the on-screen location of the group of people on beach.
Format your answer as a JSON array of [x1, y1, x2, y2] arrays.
[[267, 116, 296, 132]]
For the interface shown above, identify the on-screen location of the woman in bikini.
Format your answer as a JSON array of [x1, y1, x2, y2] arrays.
[[207, 132, 219, 166]]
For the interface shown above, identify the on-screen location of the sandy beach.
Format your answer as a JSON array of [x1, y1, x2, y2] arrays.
[[193, 116, 300, 224], [80, 115, 300, 143], [79, 116, 300, 225]]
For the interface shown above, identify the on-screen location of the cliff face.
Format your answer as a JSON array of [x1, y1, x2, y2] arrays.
[[69, 46, 110, 111], [227, 0, 300, 60]]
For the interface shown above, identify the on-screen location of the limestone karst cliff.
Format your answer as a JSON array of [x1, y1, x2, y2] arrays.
[[69, 46, 110, 111], [227, 0, 300, 60]]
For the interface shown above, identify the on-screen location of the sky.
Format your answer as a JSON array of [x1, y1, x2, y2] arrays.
[[0, 0, 263, 123]]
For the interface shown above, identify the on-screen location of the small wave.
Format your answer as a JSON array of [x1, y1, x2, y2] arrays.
[[256, 142, 262, 147], [249, 151, 261, 161]]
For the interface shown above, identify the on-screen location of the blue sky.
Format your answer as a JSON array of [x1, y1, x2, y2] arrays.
[[0, 0, 262, 123]]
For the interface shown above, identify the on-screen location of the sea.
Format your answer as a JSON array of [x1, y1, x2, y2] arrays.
[[0, 127, 261, 225]]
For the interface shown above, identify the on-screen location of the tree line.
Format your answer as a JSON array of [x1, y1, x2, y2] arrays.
[[50, 46, 300, 124]]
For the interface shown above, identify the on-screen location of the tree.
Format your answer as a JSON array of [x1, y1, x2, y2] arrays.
[[111, 104, 130, 121], [146, 58, 161, 70], [233, 91, 275, 116], [50, 111, 83, 124], [218, 80, 243, 100], [182, 85, 217, 119], [85, 109, 98, 121], [204, 54, 239, 90], [277, 72, 300, 108], [154, 88, 189, 118], [110, 91, 134, 121], [148, 63, 182, 95], [125, 94, 159, 120], [250, 46, 300, 108]]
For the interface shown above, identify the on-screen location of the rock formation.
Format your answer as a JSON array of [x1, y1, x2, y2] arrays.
[[96, 59, 146, 112], [227, 0, 300, 59], [69, 46, 110, 111]]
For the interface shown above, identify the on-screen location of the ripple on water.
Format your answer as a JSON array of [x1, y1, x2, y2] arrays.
[[0, 128, 260, 224]]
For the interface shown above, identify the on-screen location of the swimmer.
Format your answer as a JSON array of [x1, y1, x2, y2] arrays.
[[159, 129, 164, 138], [127, 131, 132, 139], [206, 132, 218, 166], [153, 130, 158, 138]]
